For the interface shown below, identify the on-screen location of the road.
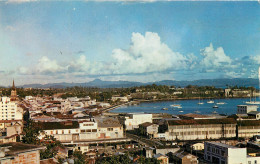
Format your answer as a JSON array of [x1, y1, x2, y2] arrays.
[[126, 132, 163, 147]]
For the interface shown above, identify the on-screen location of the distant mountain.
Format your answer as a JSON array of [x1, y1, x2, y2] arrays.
[[19, 78, 259, 89]]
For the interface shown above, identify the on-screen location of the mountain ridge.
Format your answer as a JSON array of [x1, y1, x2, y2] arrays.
[[16, 78, 259, 89]]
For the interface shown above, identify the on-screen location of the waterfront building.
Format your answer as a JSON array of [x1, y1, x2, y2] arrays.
[[165, 118, 236, 141], [237, 120, 260, 138], [111, 96, 129, 102], [124, 113, 153, 130], [237, 105, 258, 115]]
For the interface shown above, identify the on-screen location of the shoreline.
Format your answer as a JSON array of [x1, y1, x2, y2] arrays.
[[105, 97, 250, 113]]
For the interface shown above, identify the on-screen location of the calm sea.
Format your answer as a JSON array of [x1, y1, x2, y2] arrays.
[[110, 98, 260, 115]]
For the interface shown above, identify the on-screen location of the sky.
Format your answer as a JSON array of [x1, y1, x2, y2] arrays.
[[0, 0, 260, 86]]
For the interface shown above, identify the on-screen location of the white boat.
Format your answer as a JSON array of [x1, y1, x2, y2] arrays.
[[212, 111, 218, 114], [179, 111, 184, 113], [162, 108, 168, 110], [197, 97, 204, 105], [216, 102, 226, 105], [194, 110, 201, 113], [171, 104, 181, 107], [176, 106, 182, 109], [207, 100, 214, 104], [245, 101, 260, 105], [212, 105, 219, 108]]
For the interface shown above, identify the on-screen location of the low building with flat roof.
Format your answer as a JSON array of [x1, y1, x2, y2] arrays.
[[0, 142, 44, 164]]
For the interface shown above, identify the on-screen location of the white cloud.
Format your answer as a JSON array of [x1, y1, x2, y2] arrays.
[[251, 55, 260, 65], [35, 56, 65, 74], [110, 32, 188, 74], [200, 43, 232, 71]]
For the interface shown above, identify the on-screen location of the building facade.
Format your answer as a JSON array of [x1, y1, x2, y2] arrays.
[[165, 119, 237, 141]]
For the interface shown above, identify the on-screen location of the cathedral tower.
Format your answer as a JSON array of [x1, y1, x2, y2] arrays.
[[10, 80, 17, 101]]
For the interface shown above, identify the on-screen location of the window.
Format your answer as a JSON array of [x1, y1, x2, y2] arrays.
[[108, 128, 113, 131], [255, 160, 257, 164], [248, 161, 251, 164]]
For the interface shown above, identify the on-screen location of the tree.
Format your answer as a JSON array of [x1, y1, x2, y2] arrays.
[[73, 150, 86, 164], [40, 135, 63, 160], [22, 119, 41, 145]]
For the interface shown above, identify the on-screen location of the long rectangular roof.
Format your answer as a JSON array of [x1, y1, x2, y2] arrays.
[[168, 118, 236, 125]]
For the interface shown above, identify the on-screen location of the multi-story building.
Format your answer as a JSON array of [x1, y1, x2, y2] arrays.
[[40, 117, 124, 142], [165, 118, 237, 141], [124, 113, 153, 130], [237, 105, 258, 115], [0, 97, 23, 120], [204, 142, 260, 164], [204, 142, 247, 164], [237, 120, 260, 138]]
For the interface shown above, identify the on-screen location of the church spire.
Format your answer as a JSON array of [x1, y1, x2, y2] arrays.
[[12, 79, 16, 90]]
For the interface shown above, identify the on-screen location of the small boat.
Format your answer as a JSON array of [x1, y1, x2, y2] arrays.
[[179, 111, 184, 113], [212, 111, 218, 114], [171, 104, 181, 107], [176, 106, 182, 109], [197, 97, 204, 105], [194, 110, 201, 113], [207, 100, 214, 104], [245, 101, 260, 105], [162, 108, 168, 110], [212, 105, 219, 108], [216, 102, 226, 105]]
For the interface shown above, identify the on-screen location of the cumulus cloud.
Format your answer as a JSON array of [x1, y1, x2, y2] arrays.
[[110, 32, 188, 74], [200, 43, 233, 72], [35, 56, 65, 74]]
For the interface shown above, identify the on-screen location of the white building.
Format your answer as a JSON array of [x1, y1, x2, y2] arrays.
[[204, 142, 247, 164], [204, 142, 260, 164], [124, 113, 153, 130], [0, 97, 23, 120], [111, 96, 128, 102], [165, 119, 236, 141], [40, 117, 124, 142], [237, 105, 258, 114]]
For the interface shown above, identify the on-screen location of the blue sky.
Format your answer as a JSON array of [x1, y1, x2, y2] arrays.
[[0, 1, 260, 86]]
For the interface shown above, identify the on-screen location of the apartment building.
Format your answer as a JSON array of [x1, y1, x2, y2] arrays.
[[165, 118, 237, 141], [0, 97, 23, 120]]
